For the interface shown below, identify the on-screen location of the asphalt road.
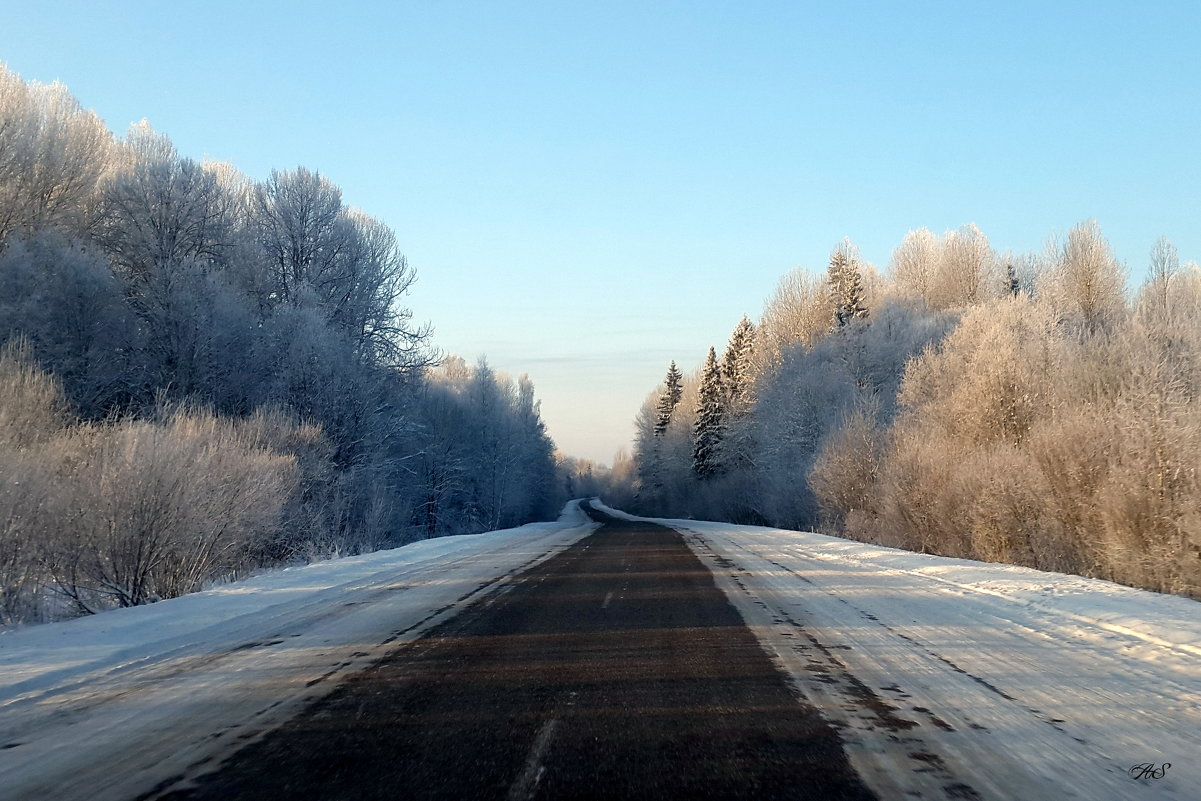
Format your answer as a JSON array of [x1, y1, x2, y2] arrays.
[[160, 503, 876, 801]]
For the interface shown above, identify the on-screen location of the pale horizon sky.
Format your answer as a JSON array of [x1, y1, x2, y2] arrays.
[[3, 1, 1199, 464]]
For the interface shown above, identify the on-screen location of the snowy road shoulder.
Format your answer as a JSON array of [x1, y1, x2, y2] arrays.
[[594, 502, 1201, 801], [0, 502, 599, 801]]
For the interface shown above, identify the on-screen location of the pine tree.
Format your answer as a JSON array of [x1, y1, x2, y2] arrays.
[[692, 347, 725, 477], [721, 316, 756, 414], [653, 361, 683, 437], [828, 248, 868, 328]]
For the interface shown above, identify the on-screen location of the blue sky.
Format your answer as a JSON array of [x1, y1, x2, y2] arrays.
[[3, 1, 1198, 463]]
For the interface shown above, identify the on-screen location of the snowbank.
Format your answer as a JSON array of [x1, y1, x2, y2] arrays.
[[593, 501, 1201, 659]]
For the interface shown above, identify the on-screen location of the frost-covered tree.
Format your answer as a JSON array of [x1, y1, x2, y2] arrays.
[[1039, 220, 1127, 335], [892, 225, 1000, 311], [718, 316, 757, 477], [891, 228, 939, 305], [638, 361, 685, 507], [248, 167, 426, 364], [754, 269, 830, 379], [250, 167, 348, 303], [138, 262, 261, 410], [509, 373, 559, 522], [827, 243, 868, 328], [97, 122, 234, 282], [0, 65, 116, 240], [410, 358, 559, 536], [1140, 235, 1180, 323], [933, 223, 997, 309], [0, 234, 141, 416], [692, 347, 725, 477], [749, 298, 950, 528], [722, 316, 756, 413], [653, 361, 683, 437]]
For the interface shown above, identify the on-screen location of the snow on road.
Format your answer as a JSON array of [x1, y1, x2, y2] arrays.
[[594, 503, 1201, 801], [0, 503, 599, 801]]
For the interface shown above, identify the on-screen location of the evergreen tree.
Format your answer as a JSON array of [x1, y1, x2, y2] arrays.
[[721, 316, 756, 414], [1005, 262, 1021, 297], [692, 347, 725, 477], [720, 316, 757, 474], [653, 361, 683, 437], [828, 248, 868, 328]]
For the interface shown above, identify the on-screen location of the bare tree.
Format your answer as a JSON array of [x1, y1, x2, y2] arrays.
[[1140, 235, 1180, 324]]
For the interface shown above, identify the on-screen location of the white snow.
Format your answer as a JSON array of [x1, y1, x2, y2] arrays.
[[0, 502, 599, 801], [593, 502, 1201, 801]]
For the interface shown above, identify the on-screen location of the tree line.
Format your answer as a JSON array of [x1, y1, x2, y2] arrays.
[[628, 223, 1201, 600], [0, 64, 563, 624]]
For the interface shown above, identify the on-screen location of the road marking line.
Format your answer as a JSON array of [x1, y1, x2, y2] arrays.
[[507, 718, 558, 801], [602, 591, 613, 609]]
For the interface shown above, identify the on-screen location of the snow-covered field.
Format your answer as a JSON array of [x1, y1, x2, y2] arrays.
[[0, 503, 599, 801], [594, 503, 1201, 801]]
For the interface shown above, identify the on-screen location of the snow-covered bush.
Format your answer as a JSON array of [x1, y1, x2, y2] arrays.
[[0, 346, 304, 620]]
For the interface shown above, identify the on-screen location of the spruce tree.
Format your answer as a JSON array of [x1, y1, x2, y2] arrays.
[[828, 249, 868, 328], [692, 347, 725, 477], [653, 361, 683, 437], [721, 316, 756, 413], [720, 317, 757, 472]]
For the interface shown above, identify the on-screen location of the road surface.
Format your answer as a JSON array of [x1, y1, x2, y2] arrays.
[[160, 503, 877, 800]]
